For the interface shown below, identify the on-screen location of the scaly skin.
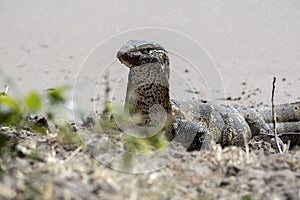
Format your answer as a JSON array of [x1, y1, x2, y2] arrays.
[[117, 40, 300, 151]]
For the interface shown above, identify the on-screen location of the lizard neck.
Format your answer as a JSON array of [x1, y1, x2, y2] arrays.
[[125, 61, 173, 126]]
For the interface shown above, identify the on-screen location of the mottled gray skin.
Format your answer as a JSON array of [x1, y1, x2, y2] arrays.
[[117, 40, 300, 151]]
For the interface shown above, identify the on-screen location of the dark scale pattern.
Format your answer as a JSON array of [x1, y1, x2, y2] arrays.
[[117, 40, 300, 151]]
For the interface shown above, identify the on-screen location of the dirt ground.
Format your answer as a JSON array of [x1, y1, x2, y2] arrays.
[[0, 118, 299, 200]]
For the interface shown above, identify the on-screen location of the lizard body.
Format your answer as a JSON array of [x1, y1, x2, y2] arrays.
[[117, 40, 300, 151]]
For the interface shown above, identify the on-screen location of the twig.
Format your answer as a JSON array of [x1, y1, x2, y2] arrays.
[[4, 84, 9, 94], [284, 140, 290, 153], [102, 73, 111, 115], [271, 77, 283, 153], [129, 179, 139, 200], [0, 84, 9, 95], [64, 145, 83, 162], [243, 133, 249, 163], [177, 185, 197, 200]]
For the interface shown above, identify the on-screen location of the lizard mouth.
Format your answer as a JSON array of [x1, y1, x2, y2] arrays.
[[116, 51, 141, 68], [117, 40, 167, 68], [117, 51, 160, 68]]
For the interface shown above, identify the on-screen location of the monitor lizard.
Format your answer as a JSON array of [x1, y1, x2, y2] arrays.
[[117, 40, 300, 151]]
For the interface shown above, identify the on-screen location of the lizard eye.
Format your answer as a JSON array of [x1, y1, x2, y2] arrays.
[[140, 49, 148, 54], [140, 48, 152, 54]]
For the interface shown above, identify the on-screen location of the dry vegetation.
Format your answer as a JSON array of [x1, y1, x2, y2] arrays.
[[0, 87, 299, 200]]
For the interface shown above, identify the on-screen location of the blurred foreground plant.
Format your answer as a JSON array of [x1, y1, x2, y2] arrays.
[[0, 85, 82, 156], [96, 101, 168, 171], [0, 86, 72, 127]]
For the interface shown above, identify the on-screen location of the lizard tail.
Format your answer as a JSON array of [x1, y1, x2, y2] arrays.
[[258, 102, 300, 123]]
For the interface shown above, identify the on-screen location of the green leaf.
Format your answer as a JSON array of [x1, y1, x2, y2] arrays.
[[0, 95, 21, 125], [24, 92, 41, 112], [124, 135, 150, 154], [0, 95, 20, 111], [47, 86, 68, 105], [30, 125, 47, 134]]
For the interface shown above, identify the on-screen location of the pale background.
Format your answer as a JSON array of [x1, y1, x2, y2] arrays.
[[1, 0, 299, 114]]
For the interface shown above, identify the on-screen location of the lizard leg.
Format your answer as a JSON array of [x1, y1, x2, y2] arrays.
[[240, 108, 288, 150], [219, 107, 252, 147], [239, 108, 272, 136], [167, 119, 214, 151]]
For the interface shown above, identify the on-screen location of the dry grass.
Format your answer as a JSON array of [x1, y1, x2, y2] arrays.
[[0, 123, 299, 200]]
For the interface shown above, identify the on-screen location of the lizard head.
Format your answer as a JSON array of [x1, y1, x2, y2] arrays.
[[117, 40, 172, 126], [117, 40, 169, 68]]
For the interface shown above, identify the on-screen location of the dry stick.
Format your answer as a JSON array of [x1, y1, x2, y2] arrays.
[[243, 133, 249, 163], [271, 77, 283, 153], [102, 73, 111, 115], [0, 84, 8, 95], [4, 84, 9, 94]]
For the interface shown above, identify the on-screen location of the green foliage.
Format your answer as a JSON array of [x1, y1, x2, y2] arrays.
[[46, 86, 68, 105], [59, 124, 83, 146], [0, 87, 69, 127], [0, 95, 21, 125], [98, 102, 169, 170], [44, 86, 69, 122], [99, 103, 168, 151], [124, 135, 151, 153], [242, 194, 256, 200], [0, 81, 168, 170], [24, 92, 42, 112], [0, 85, 82, 154], [0, 91, 43, 126], [30, 125, 47, 134]]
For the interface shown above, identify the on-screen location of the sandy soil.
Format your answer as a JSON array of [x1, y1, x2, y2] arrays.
[[0, 121, 299, 200], [0, 1, 299, 104]]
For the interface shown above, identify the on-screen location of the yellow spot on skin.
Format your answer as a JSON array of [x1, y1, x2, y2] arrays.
[[187, 111, 194, 119]]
